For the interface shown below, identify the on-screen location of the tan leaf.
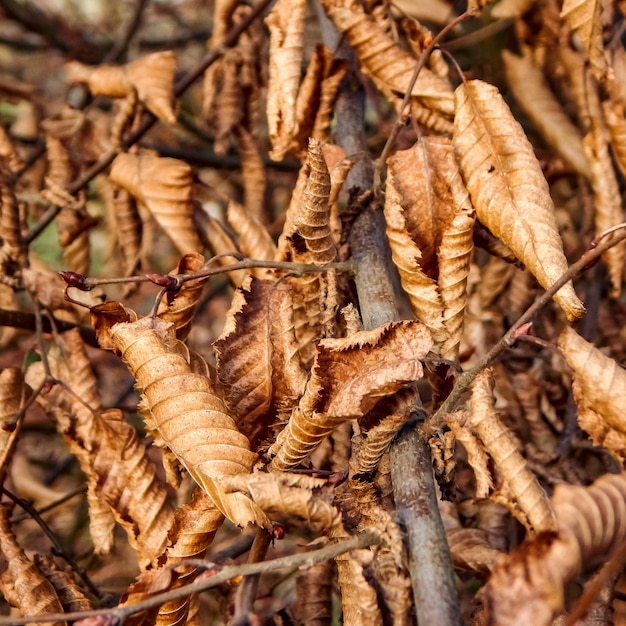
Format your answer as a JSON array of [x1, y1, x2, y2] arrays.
[[484, 471, 626, 626], [453, 80, 585, 320], [558, 327, 626, 450], [129, 489, 223, 626], [0, 368, 25, 486], [603, 99, 626, 178], [109, 152, 203, 255], [0, 162, 22, 256], [446, 527, 500, 574], [212, 51, 243, 155], [265, 0, 307, 160], [492, 0, 537, 17], [25, 330, 175, 569], [502, 48, 590, 178], [107, 316, 269, 529], [0, 504, 64, 625], [582, 118, 625, 297], [226, 200, 277, 275], [269, 321, 433, 470], [234, 125, 268, 224], [318, 0, 454, 120], [0, 123, 25, 173], [66, 51, 177, 123], [157, 253, 210, 341], [384, 137, 474, 358], [125, 51, 177, 124], [214, 277, 306, 449], [469, 369, 556, 534], [293, 44, 349, 155], [561, 0, 607, 80]]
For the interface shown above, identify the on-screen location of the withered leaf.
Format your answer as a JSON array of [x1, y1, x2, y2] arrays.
[[109, 152, 203, 255], [453, 80, 585, 321], [269, 321, 433, 470], [107, 316, 269, 529]]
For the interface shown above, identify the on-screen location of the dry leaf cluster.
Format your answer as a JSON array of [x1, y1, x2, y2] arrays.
[[2, 0, 626, 625]]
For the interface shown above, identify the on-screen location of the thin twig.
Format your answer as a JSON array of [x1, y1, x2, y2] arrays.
[[0, 531, 380, 625], [103, 0, 149, 63]]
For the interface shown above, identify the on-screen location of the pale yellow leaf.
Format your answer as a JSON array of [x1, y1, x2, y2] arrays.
[[453, 80, 585, 320]]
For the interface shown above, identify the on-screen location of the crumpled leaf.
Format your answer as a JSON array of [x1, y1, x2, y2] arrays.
[[265, 0, 307, 160], [0, 504, 64, 626], [558, 327, 626, 458], [269, 321, 433, 470], [214, 277, 306, 449], [25, 329, 175, 568], [453, 80, 585, 321], [34, 555, 93, 613], [318, 0, 454, 121], [104, 315, 269, 529], [109, 152, 203, 255], [66, 51, 177, 124], [0, 367, 24, 486]]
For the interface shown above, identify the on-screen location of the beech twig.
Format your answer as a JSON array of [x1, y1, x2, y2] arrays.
[[0, 531, 380, 625]]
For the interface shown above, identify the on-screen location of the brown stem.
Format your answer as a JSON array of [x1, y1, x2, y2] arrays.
[[317, 4, 462, 623]]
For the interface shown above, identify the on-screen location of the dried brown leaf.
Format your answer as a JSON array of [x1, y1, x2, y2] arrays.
[[157, 253, 209, 341], [0, 504, 64, 625], [265, 0, 307, 160], [107, 316, 269, 529], [318, 0, 454, 120], [469, 369, 556, 534], [34, 555, 93, 613], [0, 367, 24, 486], [233, 125, 268, 224], [214, 277, 306, 449], [561, 0, 607, 80], [0, 124, 25, 173], [582, 118, 625, 297], [484, 471, 626, 626], [109, 152, 203, 255], [453, 80, 585, 320], [0, 163, 22, 257], [269, 321, 433, 470], [558, 327, 626, 455], [446, 527, 500, 574], [25, 330, 175, 568], [502, 48, 590, 178], [603, 99, 626, 178]]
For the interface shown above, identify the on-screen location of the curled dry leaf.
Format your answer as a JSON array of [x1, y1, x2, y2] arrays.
[[0, 124, 25, 173], [446, 527, 500, 574], [109, 152, 203, 255], [453, 80, 585, 321], [603, 99, 626, 178], [318, 0, 454, 120], [502, 48, 590, 178], [214, 277, 306, 449], [157, 252, 210, 341], [265, 0, 307, 160], [582, 119, 625, 297], [25, 330, 175, 568], [484, 471, 626, 626], [0, 504, 65, 625], [105, 316, 269, 529], [0, 163, 22, 258], [469, 369, 556, 534], [560, 0, 607, 80], [384, 137, 475, 359], [34, 555, 93, 613], [269, 320, 433, 471], [0, 367, 24, 486], [558, 327, 626, 458], [233, 125, 268, 224], [66, 51, 177, 124]]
